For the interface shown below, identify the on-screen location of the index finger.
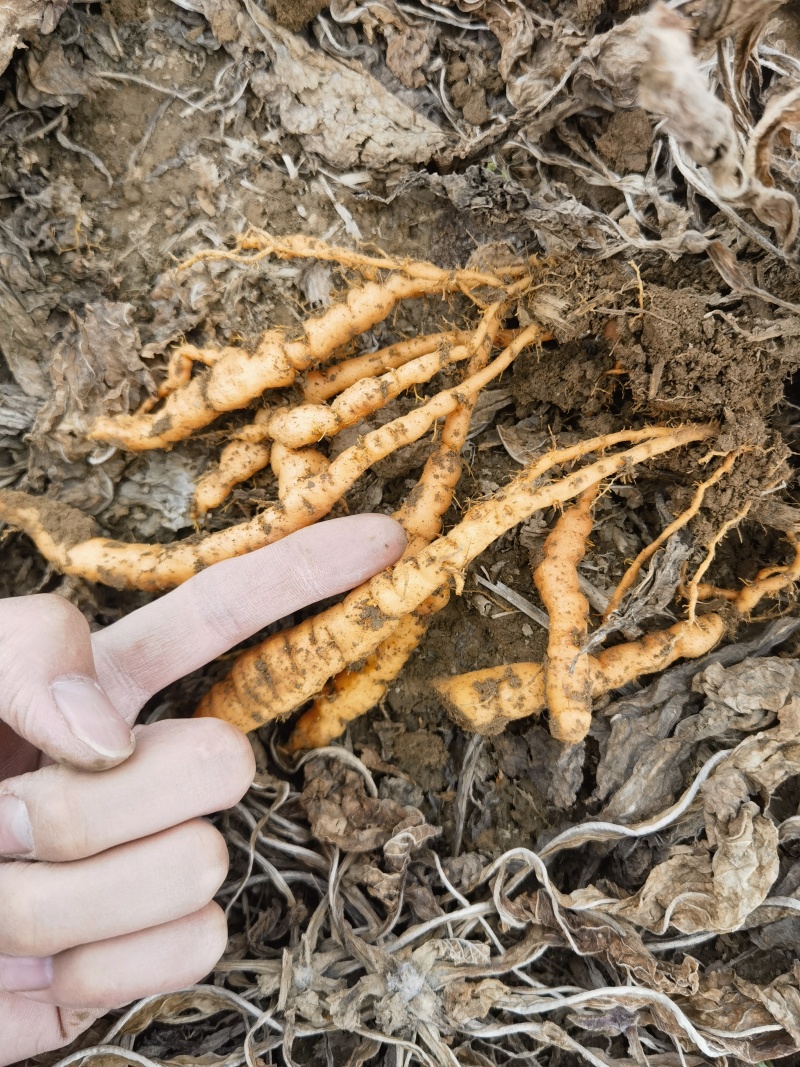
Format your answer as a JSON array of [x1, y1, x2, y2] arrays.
[[91, 515, 406, 724]]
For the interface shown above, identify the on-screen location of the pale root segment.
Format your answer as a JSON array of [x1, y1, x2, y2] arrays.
[[0, 325, 547, 591], [195, 424, 713, 732], [287, 309, 505, 750], [534, 487, 596, 743], [91, 274, 453, 452], [270, 443, 329, 499], [138, 344, 224, 415], [91, 233, 530, 453], [194, 410, 272, 515], [698, 532, 800, 615], [433, 615, 725, 735], [685, 503, 752, 622]]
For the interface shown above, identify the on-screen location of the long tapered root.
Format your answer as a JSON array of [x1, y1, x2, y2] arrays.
[[264, 336, 473, 449], [302, 332, 471, 403], [195, 424, 713, 732], [433, 615, 725, 735], [534, 487, 596, 742]]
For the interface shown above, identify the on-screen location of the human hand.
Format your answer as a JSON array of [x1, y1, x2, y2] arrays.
[[0, 514, 405, 1065]]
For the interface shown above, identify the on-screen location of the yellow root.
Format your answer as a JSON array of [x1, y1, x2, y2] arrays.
[[732, 533, 800, 614], [264, 335, 474, 449], [286, 306, 504, 749], [195, 424, 712, 732], [686, 536, 800, 614], [138, 345, 224, 415], [0, 325, 546, 590], [181, 230, 532, 287], [534, 487, 596, 743], [194, 410, 272, 515], [685, 503, 752, 622], [433, 615, 725, 735], [603, 450, 742, 621], [303, 332, 469, 403], [286, 590, 449, 751], [92, 235, 532, 452], [270, 442, 329, 500]]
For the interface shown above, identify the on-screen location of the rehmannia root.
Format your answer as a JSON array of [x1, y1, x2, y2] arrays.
[[195, 424, 712, 732], [433, 616, 725, 735], [0, 324, 545, 590], [287, 590, 450, 751], [91, 234, 533, 453], [194, 409, 272, 515], [434, 503, 800, 742], [533, 487, 597, 743], [287, 305, 505, 750]]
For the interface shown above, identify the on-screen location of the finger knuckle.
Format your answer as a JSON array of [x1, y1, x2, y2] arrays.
[[180, 820, 230, 902], [191, 719, 255, 806], [0, 867, 44, 955], [32, 594, 89, 642]]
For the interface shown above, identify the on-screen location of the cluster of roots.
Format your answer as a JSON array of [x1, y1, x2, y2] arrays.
[[0, 234, 797, 748]]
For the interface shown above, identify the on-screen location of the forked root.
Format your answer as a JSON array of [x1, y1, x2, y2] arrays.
[[91, 235, 534, 452], [302, 332, 470, 403], [263, 335, 474, 449], [286, 306, 505, 750], [435, 522, 800, 742], [603, 450, 743, 621], [433, 616, 725, 735], [195, 424, 712, 732], [287, 590, 449, 751]]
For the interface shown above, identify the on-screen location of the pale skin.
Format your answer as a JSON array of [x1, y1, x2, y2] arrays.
[[0, 514, 406, 1066]]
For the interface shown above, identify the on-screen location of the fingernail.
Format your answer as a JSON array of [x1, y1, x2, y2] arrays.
[[0, 954, 52, 992], [0, 795, 33, 857], [51, 678, 135, 759]]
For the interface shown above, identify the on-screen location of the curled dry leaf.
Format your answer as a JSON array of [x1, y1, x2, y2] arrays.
[[29, 301, 153, 463], [0, 0, 67, 76], [688, 0, 791, 44], [301, 757, 428, 853], [16, 42, 94, 109], [242, 0, 447, 168], [743, 85, 800, 249], [436, 0, 535, 81], [588, 801, 778, 934]]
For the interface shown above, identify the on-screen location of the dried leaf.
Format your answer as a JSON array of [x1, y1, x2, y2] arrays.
[[302, 757, 426, 852], [0, 0, 67, 76], [690, 0, 790, 43], [241, 0, 447, 169], [30, 301, 153, 462], [601, 800, 778, 934], [16, 42, 94, 108]]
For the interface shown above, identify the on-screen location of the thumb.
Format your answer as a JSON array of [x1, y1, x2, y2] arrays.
[[0, 594, 134, 771]]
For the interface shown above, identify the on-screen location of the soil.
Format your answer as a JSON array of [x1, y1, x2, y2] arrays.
[[1, 1, 800, 1063]]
